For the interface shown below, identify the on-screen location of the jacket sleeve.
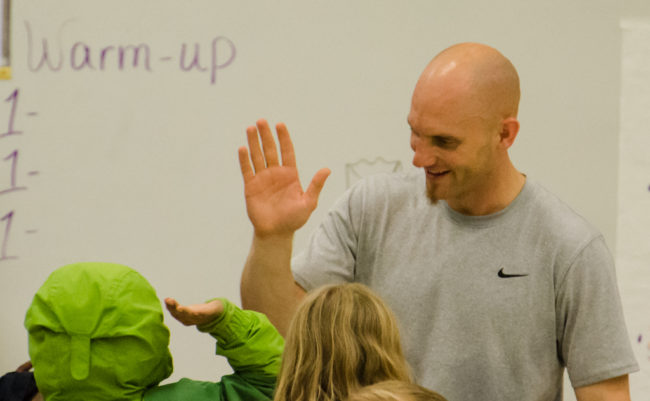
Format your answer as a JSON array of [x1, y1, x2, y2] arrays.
[[196, 299, 284, 379]]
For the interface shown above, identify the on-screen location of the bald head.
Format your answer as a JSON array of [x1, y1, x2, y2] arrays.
[[408, 43, 524, 213], [414, 43, 520, 125]]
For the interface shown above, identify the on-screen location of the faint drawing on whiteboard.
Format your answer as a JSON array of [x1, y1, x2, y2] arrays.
[[0, 0, 10, 79], [345, 157, 402, 189], [638, 331, 650, 363]]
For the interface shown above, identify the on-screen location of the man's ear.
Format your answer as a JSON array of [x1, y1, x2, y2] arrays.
[[499, 117, 520, 149]]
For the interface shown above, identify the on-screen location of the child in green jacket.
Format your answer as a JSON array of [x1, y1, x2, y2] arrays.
[[24, 262, 283, 401]]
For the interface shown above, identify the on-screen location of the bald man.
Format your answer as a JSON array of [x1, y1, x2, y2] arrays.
[[238, 43, 638, 400]]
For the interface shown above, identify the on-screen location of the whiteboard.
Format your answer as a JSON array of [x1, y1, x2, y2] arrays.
[[0, 0, 644, 398], [618, 18, 650, 398]]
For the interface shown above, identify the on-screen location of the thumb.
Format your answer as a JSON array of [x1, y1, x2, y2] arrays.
[[304, 168, 331, 208]]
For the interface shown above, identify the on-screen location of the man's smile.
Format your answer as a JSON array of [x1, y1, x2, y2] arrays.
[[426, 169, 450, 178]]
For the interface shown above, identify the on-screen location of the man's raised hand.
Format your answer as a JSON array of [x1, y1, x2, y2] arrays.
[[238, 119, 330, 238]]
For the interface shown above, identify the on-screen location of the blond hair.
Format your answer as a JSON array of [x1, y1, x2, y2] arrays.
[[273, 283, 411, 401], [346, 381, 448, 401]]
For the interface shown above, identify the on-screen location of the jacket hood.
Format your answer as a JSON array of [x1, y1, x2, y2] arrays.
[[24, 262, 173, 401]]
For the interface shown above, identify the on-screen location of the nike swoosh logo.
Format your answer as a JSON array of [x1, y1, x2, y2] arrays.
[[498, 268, 529, 278]]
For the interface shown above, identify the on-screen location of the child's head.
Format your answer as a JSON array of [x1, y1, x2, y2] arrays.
[[346, 381, 448, 401], [274, 283, 411, 401], [24, 262, 173, 401]]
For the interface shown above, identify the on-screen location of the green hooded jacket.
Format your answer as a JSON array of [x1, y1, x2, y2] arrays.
[[24, 262, 283, 401]]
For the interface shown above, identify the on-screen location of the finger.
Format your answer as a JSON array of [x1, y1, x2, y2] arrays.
[[16, 361, 32, 372], [276, 122, 296, 168], [166, 304, 194, 325], [246, 124, 266, 173], [305, 168, 331, 208], [238, 146, 254, 183], [257, 119, 280, 167], [165, 298, 180, 313]]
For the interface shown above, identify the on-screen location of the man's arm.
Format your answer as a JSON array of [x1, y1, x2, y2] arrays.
[[574, 374, 631, 401], [241, 233, 306, 336], [237, 119, 329, 335]]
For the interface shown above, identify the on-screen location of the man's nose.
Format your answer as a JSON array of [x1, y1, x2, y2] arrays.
[[411, 139, 436, 168]]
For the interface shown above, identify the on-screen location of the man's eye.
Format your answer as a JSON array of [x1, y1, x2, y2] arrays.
[[432, 137, 459, 149], [433, 137, 449, 146]]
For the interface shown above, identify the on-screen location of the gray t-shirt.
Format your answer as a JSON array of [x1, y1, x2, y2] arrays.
[[293, 171, 638, 401]]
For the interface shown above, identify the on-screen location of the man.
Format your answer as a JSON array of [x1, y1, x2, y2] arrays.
[[238, 43, 638, 400]]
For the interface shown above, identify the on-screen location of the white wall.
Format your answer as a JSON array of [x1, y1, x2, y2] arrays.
[[1, 0, 646, 398]]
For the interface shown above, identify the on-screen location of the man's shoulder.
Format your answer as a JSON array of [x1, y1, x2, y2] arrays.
[[347, 169, 424, 200], [342, 170, 429, 215], [522, 179, 602, 244]]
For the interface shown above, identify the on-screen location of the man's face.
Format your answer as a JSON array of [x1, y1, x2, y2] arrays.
[[407, 85, 500, 209]]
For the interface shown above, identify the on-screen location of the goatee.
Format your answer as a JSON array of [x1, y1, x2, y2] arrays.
[[426, 186, 439, 205]]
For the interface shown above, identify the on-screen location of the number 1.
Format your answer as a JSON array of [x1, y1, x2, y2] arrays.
[[0, 89, 23, 139], [0, 150, 27, 195], [0, 210, 17, 261]]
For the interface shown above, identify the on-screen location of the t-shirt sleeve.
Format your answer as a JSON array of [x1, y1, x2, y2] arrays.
[[556, 235, 639, 388], [292, 185, 360, 291]]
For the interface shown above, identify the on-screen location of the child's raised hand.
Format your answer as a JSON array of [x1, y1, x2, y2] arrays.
[[164, 297, 224, 326]]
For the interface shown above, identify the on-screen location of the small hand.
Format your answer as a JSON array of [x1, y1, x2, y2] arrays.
[[164, 297, 224, 327], [16, 361, 32, 372]]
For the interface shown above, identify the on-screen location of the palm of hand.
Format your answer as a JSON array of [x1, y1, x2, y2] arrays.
[[245, 165, 314, 236], [165, 298, 223, 327], [239, 119, 330, 237]]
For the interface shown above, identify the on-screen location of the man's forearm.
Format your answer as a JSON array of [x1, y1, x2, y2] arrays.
[[574, 375, 631, 401], [240, 233, 306, 336]]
